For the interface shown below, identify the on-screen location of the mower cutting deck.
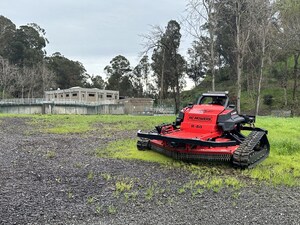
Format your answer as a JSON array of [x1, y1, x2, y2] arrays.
[[137, 91, 270, 168]]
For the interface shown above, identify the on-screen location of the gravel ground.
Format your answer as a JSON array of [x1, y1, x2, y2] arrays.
[[0, 117, 300, 225]]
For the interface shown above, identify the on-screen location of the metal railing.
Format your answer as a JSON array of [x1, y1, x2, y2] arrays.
[[0, 98, 44, 104], [0, 98, 117, 106]]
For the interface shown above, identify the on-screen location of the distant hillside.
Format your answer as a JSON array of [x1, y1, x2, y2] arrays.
[[181, 78, 299, 116]]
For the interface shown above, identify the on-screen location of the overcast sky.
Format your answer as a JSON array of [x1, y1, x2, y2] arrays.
[[2, 0, 192, 80]]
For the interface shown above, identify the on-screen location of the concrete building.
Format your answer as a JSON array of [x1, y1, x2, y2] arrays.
[[44, 87, 119, 104], [0, 87, 154, 115]]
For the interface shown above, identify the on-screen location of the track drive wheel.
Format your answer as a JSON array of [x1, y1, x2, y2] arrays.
[[137, 139, 150, 151]]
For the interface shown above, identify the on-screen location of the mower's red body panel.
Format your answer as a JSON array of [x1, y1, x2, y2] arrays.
[[150, 104, 237, 156]]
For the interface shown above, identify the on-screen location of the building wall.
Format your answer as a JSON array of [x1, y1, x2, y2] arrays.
[[119, 98, 154, 114], [0, 103, 124, 115], [45, 87, 119, 104]]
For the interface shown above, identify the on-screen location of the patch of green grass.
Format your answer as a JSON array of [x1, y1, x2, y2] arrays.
[[205, 178, 223, 193], [243, 154, 300, 186], [180, 175, 244, 196], [242, 117, 300, 186], [96, 139, 174, 164], [224, 177, 244, 190], [124, 191, 138, 202], [115, 180, 133, 194], [25, 114, 174, 134]]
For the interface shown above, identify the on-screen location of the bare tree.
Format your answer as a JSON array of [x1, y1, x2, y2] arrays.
[[140, 25, 166, 103], [0, 56, 17, 98], [183, 0, 221, 91], [232, 0, 252, 113], [250, 0, 275, 116]]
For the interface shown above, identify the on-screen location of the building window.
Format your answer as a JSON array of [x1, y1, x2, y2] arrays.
[[89, 93, 95, 97], [106, 94, 112, 98], [115, 95, 118, 99], [66, 94, 69, 97], [61, 94, 63, 98], [55, 94, 57, 98], [82, 94, 85, 97], [72, 93, 77, 97]]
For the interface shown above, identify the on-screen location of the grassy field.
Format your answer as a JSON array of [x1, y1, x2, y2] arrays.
[[1, 113, 300, 187]]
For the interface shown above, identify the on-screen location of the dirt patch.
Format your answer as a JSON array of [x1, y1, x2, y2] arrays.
[[0, 117, 299, 225]]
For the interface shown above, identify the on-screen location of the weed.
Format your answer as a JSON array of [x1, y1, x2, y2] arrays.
[[101, 173, 112, 181], [108, 205, 117, 214], [192, 188, 204, 197], [87, 171, 94, 180], [87, 196, 95, 204], [95, 205, 102, 214], [74, 163, 83, 168], [178, 187, 186, 194], [67, 192, 74, 199], [115, 180, 133, 194], [145, 186, 155, 201], [232, 192, 241, 199], [46, 151, 56, 159]]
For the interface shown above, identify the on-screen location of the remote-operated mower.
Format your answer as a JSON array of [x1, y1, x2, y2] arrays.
[[137, 92, 270, 168]]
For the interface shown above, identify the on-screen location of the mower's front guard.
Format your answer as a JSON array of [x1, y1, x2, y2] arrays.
[[137, 130, 237, 147]]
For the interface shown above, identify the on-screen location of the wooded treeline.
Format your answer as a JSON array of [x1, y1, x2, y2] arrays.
[[0, 0, 299, 115], [183, 0, 299, 116], [0, 16, 94, 99]]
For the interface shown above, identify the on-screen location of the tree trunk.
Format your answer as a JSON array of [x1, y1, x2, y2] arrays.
[[175, 75, 180, 114], [255, 31, 266, 116], [209, 26, 215, 91], [236, 2, 242, 113], [283, 87, 287, 106], [283, 59, 288, 107], [160, 48, 166, 105], [208, 0, 216, 91], [291, 53, 299, 117], [236, 56, 242, 113]]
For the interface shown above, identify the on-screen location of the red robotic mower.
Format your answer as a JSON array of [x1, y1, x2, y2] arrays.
[[137, 92, 270, 168]]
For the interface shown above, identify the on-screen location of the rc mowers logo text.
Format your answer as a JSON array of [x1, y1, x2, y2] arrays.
[[189, 116, 212, 121]]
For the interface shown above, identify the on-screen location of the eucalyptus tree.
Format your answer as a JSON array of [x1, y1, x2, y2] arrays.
[[46, 52, 87, 89], [186, 40, 208, 87], [135, 55, 151, 96], [104, 55, 135, 96], [276, 0, 300, 116], [0, 16, 16, 59], [91, 75, 106, 89], [150, 20, 186, 112]]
